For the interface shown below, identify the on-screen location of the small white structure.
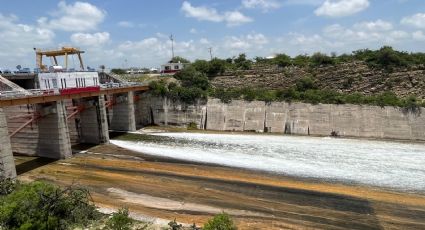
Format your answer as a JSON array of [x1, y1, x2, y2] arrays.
[[38, 72, 100, 94], [160, 62, 186, 75]]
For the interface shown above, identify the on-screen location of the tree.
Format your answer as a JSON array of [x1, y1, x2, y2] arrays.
[[171, 56, 190, 63], [234, 53, 252, 70], [174, 66, 209, 90], [105, 208, 133, 230], [273, 53, 291, 67], [111, 68, 126, 74], [192, 60, 209, 73], [203, 213, 237, 230], [292, 54, 310, 67], [368, 46, 406, 67], [207, 58, 226, 77], [310, 52, 334, 66]]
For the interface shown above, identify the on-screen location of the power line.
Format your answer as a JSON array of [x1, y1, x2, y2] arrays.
[[169, 34, 175, 60], [208, 47, 213, 60]]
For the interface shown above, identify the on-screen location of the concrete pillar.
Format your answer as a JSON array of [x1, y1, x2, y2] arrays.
[[77, 96, 109, 144], [0, 108, 16, 178], [36, 101, 72, 159], [109, 91, 136, 131]]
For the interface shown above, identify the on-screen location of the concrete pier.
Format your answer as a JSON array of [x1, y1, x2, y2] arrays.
[[109, 91, 136, 131], [77, 96, 109, 144], [0, 108, 16, 178], [36, 101, 72, 159]]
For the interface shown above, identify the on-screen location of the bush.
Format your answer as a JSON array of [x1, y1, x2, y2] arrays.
[[105, 208, 133, 230], [149, 80, 169, 97], [171, 56, 190, 64], [0, 178, 17, 196], [187, 122, 198, 130], [296, 77, 316, 92], [234, 53, 252, 70], [310, 52, 334, 66], [168, 218, 183, 230], [111, 69, 126, 75], [203, 213, 237, 230], [273, 53, 291, 67], [0, 181, 100, 230], [174, 66, 210, 90]]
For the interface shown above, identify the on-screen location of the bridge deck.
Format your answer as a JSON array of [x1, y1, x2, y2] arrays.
[[0, 85, 149, 107]]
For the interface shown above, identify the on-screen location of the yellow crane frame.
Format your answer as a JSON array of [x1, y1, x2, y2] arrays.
[[35, 47, 85, 71]]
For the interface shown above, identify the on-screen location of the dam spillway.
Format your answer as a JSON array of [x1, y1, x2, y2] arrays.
[[112, 132, 425, 193]]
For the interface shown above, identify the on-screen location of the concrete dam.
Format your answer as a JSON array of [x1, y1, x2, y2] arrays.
[[0, 86, 148, 179], [138, 94, 425, 141], [1, 91, 424, 180]]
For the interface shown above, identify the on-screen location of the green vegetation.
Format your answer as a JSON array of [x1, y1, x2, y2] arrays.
[[148, 46, 424, 108], [0, 180, 150, 230], [0, 180, 99, 230], [171, 56, 190, 64], [253, 46, 425, 68], [110, 68, 127, 74], [210, 77, 424, 110], [203, 213, 237, 230], [105, 208, 133, 230], [150, 66, 209, 104]]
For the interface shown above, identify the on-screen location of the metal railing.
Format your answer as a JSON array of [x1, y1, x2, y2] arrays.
[[1, 82, 148, 99]]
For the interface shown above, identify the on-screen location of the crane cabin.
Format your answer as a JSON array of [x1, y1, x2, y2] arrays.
[[35, 47, 100, 95]]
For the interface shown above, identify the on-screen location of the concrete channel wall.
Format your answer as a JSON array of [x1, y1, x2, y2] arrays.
[[136, 94, 425, 141]]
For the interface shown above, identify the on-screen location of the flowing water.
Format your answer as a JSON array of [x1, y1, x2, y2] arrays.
[[111, 132, 425, 192]]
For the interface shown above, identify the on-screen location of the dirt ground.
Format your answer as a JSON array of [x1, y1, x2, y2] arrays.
[[15, 143, 425, 230]]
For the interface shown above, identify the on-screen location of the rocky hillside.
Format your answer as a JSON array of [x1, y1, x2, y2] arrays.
[[211, 61, 425, 99]]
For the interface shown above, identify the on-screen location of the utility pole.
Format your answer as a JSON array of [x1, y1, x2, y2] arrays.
[[208, 47, 213, 60], [169, 34, 175, 61]]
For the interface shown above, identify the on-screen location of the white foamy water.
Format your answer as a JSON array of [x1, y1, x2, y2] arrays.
[[111, 133, 425, 192]]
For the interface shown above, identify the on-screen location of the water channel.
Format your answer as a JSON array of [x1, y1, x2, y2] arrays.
[[111, 132, 425, 192]]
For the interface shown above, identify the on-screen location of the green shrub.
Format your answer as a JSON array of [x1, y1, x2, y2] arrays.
[[105, 208, 133, 230], [296, 77, 316, 92], [0, 178, 17, 196], [310, 52, 334, 66], [110, 69, 126, 75], [234, 53, 252, 70], [273, 53, 291, 67], [0, 181, 100, 230], [149, 80, 168, 97], [171, 56, 190, 64], [187, 122, 198, 130], [203, 213, 237, 230], [168, 218, 183, 230]]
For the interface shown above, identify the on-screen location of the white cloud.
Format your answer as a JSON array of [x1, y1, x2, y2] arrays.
[[0, 14, 55, 67], [181, 1, 252, 26], [242, 0, 281, 11], [353, 19, 393, 31], [315, 0, 370, 17], [39, 1, 106, 32], [200, 38, 210, 44], [70, 32, 110, 46], [412, 31, 425, 41], [117, 21, 134, 28], [224, 11, 253, 26], [323, 22, 408, 45], [401, 13, 425, 29], [224, 33, 269, 50], [190, 28, 198, 34]]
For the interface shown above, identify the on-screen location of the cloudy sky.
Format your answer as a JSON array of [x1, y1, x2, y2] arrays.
[[1, 0, 425, 69]]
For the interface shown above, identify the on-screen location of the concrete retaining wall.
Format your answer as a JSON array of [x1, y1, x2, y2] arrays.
[[137, 94, 425, 141]]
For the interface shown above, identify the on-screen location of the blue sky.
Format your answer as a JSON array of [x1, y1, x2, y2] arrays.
[[0, 0, 425, 69]]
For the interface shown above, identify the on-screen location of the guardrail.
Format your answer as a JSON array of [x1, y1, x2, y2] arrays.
[[0, 82, 148, 99]]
